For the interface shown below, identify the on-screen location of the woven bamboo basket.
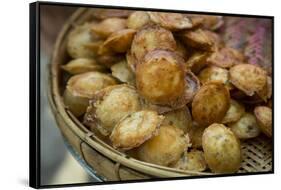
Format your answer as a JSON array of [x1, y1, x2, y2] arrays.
[[48, 8, 273, 181]]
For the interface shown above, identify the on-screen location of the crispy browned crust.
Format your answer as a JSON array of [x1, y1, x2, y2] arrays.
[[207, 47, 245, 68], [202, 123, 241, 173], [110, 60, 135, 85], [83, 84, 141, 136], [179, 29, 215, 51], [148, 12, 193, 31], [254, 106, 272, 137], [229, 112, 261, 139], [192, 82, 230, 126], [198, 66, 229, 85], [173, 149, 207, 172], [187, 122, 205, 148], [130, 24, 177, 62], [137, 125, 190, 166], [91, 18, 127, 39], [127, 11, 151, 30], [185, 51, 210, 74], [222, 99, 245, 124], [98, 29, 136, 54], [110, 110, 164, 150], [96, 53, 124, 68], [229, 64, 267, 96], [136, 49, 186, 106]]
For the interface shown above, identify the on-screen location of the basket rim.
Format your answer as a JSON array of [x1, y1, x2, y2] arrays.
[[49, 7, 214, 178]]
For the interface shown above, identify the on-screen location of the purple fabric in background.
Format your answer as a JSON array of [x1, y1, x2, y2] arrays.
[[220, 17, 272, 75]]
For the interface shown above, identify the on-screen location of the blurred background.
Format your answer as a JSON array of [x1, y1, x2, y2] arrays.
[[40, 4, 97, 186]]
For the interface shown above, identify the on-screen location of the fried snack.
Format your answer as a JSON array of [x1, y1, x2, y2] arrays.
[[202, 123, 241, 173], [148, 12, 193, 31], [110, 60, 135, 85], [222, 99, 245, 124], [179, 29, 214, 51], [207, 47, 245, 68], [188, 122, 205, 148], [163, 107, 192, 133], [185, 51, 210, 74], [198, 66, 229, 85], [96, 53, 124, 68], [184, 70, 201, 104], [131, 25, 177, 62], [63, 72, 117, 116], [173, 150, 207, 172], [126, 51, 138, 72], [256, 76, 272, 102], [136, 49, 185, 106], [67, 22, 100, 58], [229, 112, 261, 139], [84, 85, 141, 136], [176, 40, 190, 61], [192, 82, 230, 126], [186, 15, 224, 30], [127, 11, 151, 29], [91, 9, 132, 20], [110, 110, 164, 150], [229, 64, 267, 96], [254, 106, 272, 137], [98, 29, 136, 54], [91, 18, 127, 39], [61, 58, 107, 74], [137, 125, 190, 166]]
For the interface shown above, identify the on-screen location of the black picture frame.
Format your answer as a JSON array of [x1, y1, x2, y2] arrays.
[[29, 1, 274, 189]]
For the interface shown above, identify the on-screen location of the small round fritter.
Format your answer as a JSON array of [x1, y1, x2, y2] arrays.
[[136, 49, 185, 106], [179, 29, 215, 51], [96, 54, 124, 68], [110, 110, 164, 150], [198, 66, 229, 85], [222, 99, 245, 124], [202, 123, 242, 173], [110, 60, 135, 85], [84, 85, 141, 136], [229, 64, 267, 96], [192, 82, 230, 126], [163, 107, 192, 133], [148, 12, 193, 31], [137, 125, 190, 166], [185, 51, 210, 74], [91, 18, 127, 39], [257, 76, 272, 102], [254, 106, 272, 137], [127, 11, 151, 29], [61, 58, 107, 75], [63, 72, 117, 116], [173, 150, 207, 172], [67, 22, 100, 58], [229, 112, 261, 139], [207, 47, 245, 68], [98, 29, 136, 54], [130, 25, 177, 62]]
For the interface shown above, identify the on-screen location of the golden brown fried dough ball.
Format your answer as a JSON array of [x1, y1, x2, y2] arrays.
[[98, 29, 136, 54], [207, 47, 245, 68], [110, 110, 164, 150], [185, 51, 210, 74], [192, 82, 230, 126], [202, 123, 241, 173], [163, 107, 192, 133], [67, 22, 100, 58], [84, 85, 141, 136], [229, 64, 267, 96], [136, 49, 186, 106], [229, 112, 261, 139], [137, 125, 190, 166], [63, 72, 117, 116], [130, 24, 177, 62], [148, 12, 193, 31], [198, 66, 229, 85], [61, 58, 107, 75], [91, 18, 127, 39], [254, 106, 272, 137], [127, 11, 151, 29], [222, 99, 245, 124], [173, 149, 207, 172]]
